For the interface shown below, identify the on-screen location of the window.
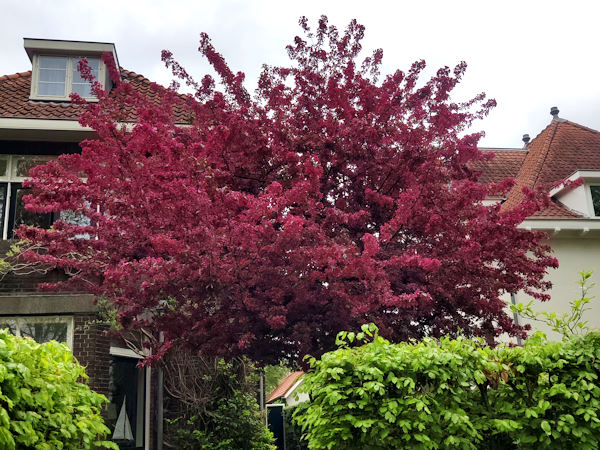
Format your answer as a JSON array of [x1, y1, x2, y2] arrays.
[[108, 356, 146, 448], [32, 55, 101, 100], [591, 186, 600, 216], [0, 155, 58, 239], [0, 316, 73, 348]]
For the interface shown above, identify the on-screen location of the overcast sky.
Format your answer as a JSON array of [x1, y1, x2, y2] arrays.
[[1, 0, 599, 147]]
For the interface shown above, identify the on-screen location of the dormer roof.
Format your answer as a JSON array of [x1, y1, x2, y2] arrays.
[[23, 38, 120, 75]]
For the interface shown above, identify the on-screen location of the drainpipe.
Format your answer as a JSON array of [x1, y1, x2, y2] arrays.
[[157, 333, 164, 450], [510, 293, 523, 346], [259, 370, 265, 412]]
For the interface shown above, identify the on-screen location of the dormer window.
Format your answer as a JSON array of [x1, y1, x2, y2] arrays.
[[591, 186, 600, 216], [32, 55, 101, 100], [24, 38, 120, 102]]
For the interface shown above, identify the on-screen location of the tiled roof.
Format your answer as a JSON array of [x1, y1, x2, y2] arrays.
[[0, 69, 189, 122], [501, 120, 600, 218], [472, 149, 528, 184], [266, 371, 304, 403]]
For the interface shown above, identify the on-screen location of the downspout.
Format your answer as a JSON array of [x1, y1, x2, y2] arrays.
[[510, 293, 523, 346], [259, 370, 265, 412], [157, 332, 164, 450]]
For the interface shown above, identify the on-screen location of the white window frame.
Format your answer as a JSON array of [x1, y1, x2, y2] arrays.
[[0, 315, 74, 348], [30, 54, 105, 101], [0, 155, 57, 240], [588, 184, 600, 217]]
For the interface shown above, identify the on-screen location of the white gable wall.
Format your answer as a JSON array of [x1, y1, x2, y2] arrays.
[[511, 234, 600, 340]]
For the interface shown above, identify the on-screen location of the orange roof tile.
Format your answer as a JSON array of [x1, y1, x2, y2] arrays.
[[472, 149, 528, 184], [501, 120, 600, 218], [0, 69, 189, 123], [266, 371, 304, 403]]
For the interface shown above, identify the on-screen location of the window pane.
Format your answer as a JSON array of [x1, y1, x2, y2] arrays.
[[38, 57, 67, 97], [12, 187, 53, 232], [39, 56, 68, 70], [0, 184, 6, 231], [14, 157, 53, 178], [20, 321, 68, 343], [0, 321, 17, 335], [591, 186, 600, 216], [39, 69, 67, 83], [60, 209, 91, 227], [38, 81, 66, 97], [0, 157, 8, 177], [72, 58, 99, 82], [71, 82, 93, 97], [72, 57, 99, 98]]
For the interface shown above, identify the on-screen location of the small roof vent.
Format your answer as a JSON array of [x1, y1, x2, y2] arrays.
[[522, 134, 530, 144], [550, 106, 560, 120]]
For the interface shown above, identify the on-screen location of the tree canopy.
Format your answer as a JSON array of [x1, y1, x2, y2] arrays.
[[20, 16, 555, 364]]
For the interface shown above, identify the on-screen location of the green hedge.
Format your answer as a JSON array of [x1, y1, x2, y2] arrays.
[[296, 325, 600, 449], [284, 403, 309, 450], [0, 330, 116, 450]]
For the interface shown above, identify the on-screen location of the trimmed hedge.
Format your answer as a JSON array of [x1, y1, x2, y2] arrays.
[[296, 325, 600, 449], [0, 330, 116, 450]]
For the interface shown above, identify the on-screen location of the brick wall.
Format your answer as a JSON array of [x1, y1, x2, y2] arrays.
[[72, 313, 111, 397]]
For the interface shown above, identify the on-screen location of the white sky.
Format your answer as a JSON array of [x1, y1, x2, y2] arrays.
[[1, 0, 599, 147]]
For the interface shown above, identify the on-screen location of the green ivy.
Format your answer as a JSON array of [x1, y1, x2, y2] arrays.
[[0, 329, 116, 449], [296, 324, 600, 449]]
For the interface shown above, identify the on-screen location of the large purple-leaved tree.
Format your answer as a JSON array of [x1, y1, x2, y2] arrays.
[[20, 17, 555, 364]]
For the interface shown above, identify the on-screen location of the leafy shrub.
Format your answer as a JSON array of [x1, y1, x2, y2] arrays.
[[284, 403, 309, 450], [296, 324, 600, 449], [0, 330, 116, 449], [510, 270, 595, 338], [164, 353, 275, 450], [168, 390, 275, 450]]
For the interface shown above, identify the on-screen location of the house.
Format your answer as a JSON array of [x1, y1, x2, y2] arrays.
[[266, 371, 307, 407], [0, 38, 173, 449], [476, 107, 600, 339]]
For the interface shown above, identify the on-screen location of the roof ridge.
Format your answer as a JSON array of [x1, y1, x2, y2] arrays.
[[0, 71, 31, 82], [529, 121, 559, 188], [563, 120, 600, 136], [479, 148, 527, 152]]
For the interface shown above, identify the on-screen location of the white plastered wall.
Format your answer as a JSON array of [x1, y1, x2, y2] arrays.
[[511, 235, 600, 340]]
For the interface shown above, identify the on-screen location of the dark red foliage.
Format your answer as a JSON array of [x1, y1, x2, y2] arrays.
[[21, 17, 556, 364]]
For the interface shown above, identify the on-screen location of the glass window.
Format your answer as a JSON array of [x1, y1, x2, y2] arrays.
[[0, 320, 17, 335], [38, 56, 67, 97], [0, 184, 6, 234], [9, 185, 54, 238], [108, 357, 145, 448], [0, 156, 59, 240], [13, 156, 53, 178], [35, 55, 101, 99], [71, 57, 99, 97], [0, 316, 73, 347], [0, 157, 8, 178], [591, 186, 600, 217], [20, 321, 68, 344]]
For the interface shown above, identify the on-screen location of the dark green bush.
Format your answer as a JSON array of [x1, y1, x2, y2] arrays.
[[284, 403, 309, 450], [0, 330, 115, 449], [164, 354, 275, 450], [296, 324, 600, 449]]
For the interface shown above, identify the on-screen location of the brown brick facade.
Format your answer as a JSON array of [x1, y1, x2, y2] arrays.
[[72, 313, 111, 397]]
